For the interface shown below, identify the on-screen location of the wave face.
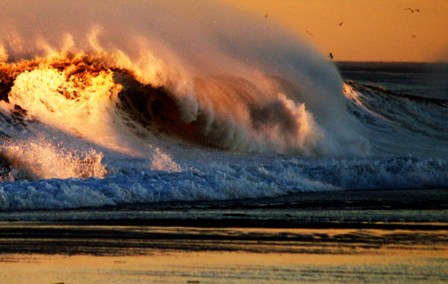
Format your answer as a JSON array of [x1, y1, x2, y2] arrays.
[[344, 81, 448, 157], [1, 1, 448, 210]]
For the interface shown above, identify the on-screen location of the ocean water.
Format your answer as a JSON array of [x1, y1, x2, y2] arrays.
[[0, 1, 448, 211]]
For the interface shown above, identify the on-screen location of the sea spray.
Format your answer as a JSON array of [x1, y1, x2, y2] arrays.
[[0, 0, 367, 156], [0, 1, 447, 211]]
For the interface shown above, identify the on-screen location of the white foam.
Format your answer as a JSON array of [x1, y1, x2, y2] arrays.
[[1, 153, 448, 210], [1, 137, 107, 181]]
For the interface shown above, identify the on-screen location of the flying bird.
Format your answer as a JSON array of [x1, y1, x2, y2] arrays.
[[329, 53, 334, 60], [338, 21, 344, 26], [405, 8, 420, 13], [306, 30, 312, 36]]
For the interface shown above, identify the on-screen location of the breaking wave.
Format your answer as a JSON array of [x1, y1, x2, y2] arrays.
[[0, 0, 447, 210]]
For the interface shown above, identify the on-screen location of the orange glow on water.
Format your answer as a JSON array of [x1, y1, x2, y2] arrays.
[[0, 226, 447, 284]]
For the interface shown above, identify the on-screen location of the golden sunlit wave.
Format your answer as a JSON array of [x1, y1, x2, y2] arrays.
[[1, 51, 327, 155]]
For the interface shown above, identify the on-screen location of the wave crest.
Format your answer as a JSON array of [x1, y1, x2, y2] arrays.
[[0, 0, 368, 156], [1, 52, 333, 155]]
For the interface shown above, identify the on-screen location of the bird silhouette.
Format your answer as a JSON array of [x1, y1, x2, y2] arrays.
[[329, 53, 334, 60], [306, 30, 312, 36], [405, 8, 420, 13], [338, 21, 344, 26]]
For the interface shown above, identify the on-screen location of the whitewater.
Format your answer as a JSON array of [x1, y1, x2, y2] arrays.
[[0, 1, 447, 211]]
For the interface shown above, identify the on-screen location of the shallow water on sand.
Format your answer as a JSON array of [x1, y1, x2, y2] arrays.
[[0, 224, 447, 283], [0, 189, 447, 283], [0, 241, 447, 283]]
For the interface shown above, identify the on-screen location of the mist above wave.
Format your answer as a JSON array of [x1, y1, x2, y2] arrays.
[[0, 0, 368, 157]]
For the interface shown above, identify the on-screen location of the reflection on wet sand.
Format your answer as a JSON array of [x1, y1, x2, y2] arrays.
[[0, 224, 447, 255], [1, 190, 447, 283], [0, 225, 447, 283], [0, 246, 447, 283]]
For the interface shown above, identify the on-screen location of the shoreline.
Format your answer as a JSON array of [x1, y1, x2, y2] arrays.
[[0, 188, 446, 255], [1, 188, 447, 222], [0, 188, 447, 283]]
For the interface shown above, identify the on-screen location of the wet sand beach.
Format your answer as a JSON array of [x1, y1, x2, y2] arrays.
[[0, 189, 447, 283]]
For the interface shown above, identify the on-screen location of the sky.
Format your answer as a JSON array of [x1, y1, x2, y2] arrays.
[[1, 0, 447, 63], [222, 0, 448, 62]]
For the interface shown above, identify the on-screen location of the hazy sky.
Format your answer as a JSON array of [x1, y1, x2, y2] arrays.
[[1, 0, 447, 63], [222, 0, 448, 62]]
